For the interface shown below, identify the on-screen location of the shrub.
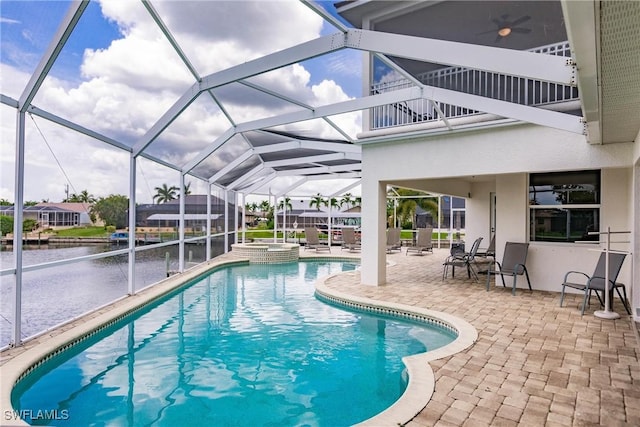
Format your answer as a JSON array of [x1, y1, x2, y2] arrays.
[[0, 215, 13, 236], [23, 218, 38, 233]]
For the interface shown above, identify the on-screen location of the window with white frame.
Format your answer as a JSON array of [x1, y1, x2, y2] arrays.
[[529, 170, 600, 243]]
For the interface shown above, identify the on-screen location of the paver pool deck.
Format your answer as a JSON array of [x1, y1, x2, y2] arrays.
[[1, 247, 639, 426]]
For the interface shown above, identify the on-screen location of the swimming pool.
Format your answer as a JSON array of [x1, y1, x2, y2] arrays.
[[11, 260, 457, 426]]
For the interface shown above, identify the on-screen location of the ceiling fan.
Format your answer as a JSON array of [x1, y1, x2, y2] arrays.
[[477, 14, 531, 42]]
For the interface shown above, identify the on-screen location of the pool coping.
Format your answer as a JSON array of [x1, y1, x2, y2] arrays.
[[0, 257, 248, 426], [315, 270, 478, 427], [0, 254, 477, 426]]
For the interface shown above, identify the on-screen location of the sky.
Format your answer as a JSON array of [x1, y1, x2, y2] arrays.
[[0, 0, 364, 205]]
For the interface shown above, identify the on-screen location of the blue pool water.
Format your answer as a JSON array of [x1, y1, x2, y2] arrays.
[[13, 260, 456, 426]]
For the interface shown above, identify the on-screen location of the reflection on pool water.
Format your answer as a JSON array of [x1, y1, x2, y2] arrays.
[[13, 260, 456, 426]]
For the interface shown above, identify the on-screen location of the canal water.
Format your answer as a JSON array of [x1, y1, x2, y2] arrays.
[[0, 243, 213, 348]]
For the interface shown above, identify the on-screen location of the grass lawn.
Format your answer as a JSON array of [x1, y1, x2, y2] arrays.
[[54, 227, 111, 238], [49, 227, 455, 241]]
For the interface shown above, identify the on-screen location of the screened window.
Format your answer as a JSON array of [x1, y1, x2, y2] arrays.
[[529, 170, 600, 242]]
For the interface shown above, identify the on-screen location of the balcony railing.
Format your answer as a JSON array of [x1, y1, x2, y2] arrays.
[[370, 41, 579, 130]]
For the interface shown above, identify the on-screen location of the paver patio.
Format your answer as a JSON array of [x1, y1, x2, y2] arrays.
[[318, 248, 640, 426], [1, 247, 638, 426]]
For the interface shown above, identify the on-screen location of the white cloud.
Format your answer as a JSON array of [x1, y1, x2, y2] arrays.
[[311, 80, 361, 139], [1, 1, 361, 204], [151, 1, 323, 71], [0, 17, 20, 25], [0, 62, 30, 99], [81, 38, 194, 91], [324, 51, 362, 78]]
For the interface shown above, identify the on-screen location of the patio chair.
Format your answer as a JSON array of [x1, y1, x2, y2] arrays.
[[483, 242, 531, 295], [304, 227, 330, 252], [340, 227, 361, 252], [559, 251, 630, 315], [406, 227, 433, 256], [442, 237, 483, 280], [386, 227, 402, 253], [476, 235, 495, 258]]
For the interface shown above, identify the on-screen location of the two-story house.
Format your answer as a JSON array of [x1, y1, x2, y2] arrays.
[[335, 0, 639, 319]]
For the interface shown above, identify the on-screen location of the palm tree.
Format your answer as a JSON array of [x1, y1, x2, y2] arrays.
[[183, 182, 192, 196], [340, 193, 354, 210], [78, 190, 96, 203], [65, 190, 96, 203], [418, 198, 439, 226], [244, 202, 260, 214], [259, 200, 271, 213], [277, 197, 292, 212], [309, 193, 325, 211], [328, 197, 340, 210], [153, 183, 178, 204], [391, 188, 439, 227]]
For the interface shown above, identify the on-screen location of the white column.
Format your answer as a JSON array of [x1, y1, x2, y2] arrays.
[[241, 193, 246, 244], [361, 179, 387, 286], [178, 174, 185, 272], [224, 190, 229, 252], [127, 155, 136, 294], [234, 191, 239, 244], [11, 111, 26, 346], [437, 195, 442, 249], [327, 198, 333, 246], [206, 186, 211, 260], [449, 196, 454, 246], [272, 193, 278, 242], [283, 197, 287, 243]]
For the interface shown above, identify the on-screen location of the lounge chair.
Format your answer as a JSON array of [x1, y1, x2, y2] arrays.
[[442, 237, 483, 280], [386, 227, 401, 253], [406, 227, 433, 256], [483, 242, 531, 295], [340, 227, 361, 252], [559, 251, 630, 315], [304, 227, 330, 252]]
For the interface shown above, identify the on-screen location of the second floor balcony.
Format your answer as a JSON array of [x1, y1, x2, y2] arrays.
[[370, 41, 579, 131]]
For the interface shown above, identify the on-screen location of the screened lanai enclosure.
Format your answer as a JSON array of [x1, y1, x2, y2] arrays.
[[1, 0, 600, 349], [1, 0, 375, 348]]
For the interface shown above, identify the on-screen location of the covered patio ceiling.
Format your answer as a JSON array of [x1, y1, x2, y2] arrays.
[[2, 1, 636, 203]]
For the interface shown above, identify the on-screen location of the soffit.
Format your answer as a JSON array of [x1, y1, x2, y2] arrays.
[[598, 1, 640, 144], [563, 0, 640, 145]]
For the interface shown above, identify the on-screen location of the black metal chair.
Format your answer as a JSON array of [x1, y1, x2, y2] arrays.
[[560, 251, 630, 315], [442, 237, 483, 281], [476, 235, 495, 259], [484, 242, 531, 295]]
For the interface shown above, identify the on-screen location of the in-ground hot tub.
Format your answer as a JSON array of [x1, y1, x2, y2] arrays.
[[231, 242, 300, 263]]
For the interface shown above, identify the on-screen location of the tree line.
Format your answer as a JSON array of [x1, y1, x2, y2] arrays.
[[244, 192, 362, 213], [0, 183, 193, 234]]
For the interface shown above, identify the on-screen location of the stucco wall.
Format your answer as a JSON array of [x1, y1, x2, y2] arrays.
[[487, 168, 632, 295], [361, 123, 636, 299], [465, 181, 494, 243], [361, 124, 633, 182]]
